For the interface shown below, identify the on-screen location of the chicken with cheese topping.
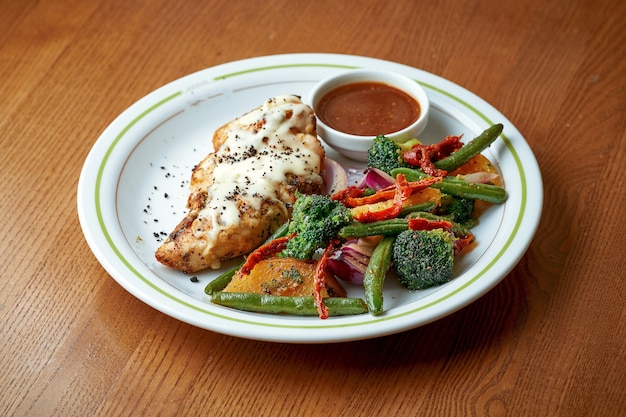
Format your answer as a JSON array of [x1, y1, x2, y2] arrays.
[[155, 95, 325, 273]]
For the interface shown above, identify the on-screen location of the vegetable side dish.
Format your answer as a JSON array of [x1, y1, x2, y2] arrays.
[[204, 122, 507, 318]]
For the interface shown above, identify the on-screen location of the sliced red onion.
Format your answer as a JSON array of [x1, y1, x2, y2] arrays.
[[356, 167, 396, 190], [326, 238, 380, 285], [457, 172, 500, 184], [321, 157, 348, 195]]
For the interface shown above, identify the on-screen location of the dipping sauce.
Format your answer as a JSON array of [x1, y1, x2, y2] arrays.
[[316, 82, 421, 136]]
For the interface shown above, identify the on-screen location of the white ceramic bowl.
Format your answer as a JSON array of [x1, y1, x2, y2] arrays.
[[310, 69, 430, 161]]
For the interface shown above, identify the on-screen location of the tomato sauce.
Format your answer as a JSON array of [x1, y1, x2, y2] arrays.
[[316, 82, 420, 136]]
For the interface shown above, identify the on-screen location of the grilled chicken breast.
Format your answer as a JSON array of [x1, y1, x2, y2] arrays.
[[155, 95, 325, 273]]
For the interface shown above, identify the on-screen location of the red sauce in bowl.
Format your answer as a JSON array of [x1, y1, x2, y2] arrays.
[[316, 82, 421, 136]]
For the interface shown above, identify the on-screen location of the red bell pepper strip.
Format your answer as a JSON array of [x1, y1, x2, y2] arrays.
[[351, 175, 442, 222], [345, 176, 441, 208], [351, 174, 409, 222]]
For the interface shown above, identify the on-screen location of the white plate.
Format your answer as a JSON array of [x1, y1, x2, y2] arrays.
[[77, 53, 542, 343]]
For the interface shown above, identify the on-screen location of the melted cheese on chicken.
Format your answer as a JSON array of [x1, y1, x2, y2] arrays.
[[155, 95, 325, 273]]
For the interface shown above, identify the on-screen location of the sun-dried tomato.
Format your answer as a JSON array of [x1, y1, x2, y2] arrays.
[[331, 186, 366, 204], [403, 135, 464, 177], [453, 234, 474, 256], [433, 135, 464, 159], [314, 239, 341, 319], [240, 233, 296, 275], [407, 216, 474, 255], [407, 217, 455, 232], [342, 188, 396, 207]]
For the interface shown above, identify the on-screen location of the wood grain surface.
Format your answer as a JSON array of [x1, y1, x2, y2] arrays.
[[1, 0, 624, 415]]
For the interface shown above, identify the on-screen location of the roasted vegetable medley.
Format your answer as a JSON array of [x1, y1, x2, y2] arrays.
[[206, 124, 507, 318]]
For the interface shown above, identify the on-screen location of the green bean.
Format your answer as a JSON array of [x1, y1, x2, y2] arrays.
[[210, 292, 369, 316], [338, 219, 410, 239], [435, 177, 507, 203], [204, 222, 291, 295], [391, 167, 507, 204], [434, 123, 504, 172], [338, 212, 473, 240], [267, 221, 291, 240], [363, 236, 395, 315], [204, 264, 239, 295], [398, 201, 436, 217]]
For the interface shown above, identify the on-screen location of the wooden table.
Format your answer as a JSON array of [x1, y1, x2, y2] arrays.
[[2, 0, 624, 415]]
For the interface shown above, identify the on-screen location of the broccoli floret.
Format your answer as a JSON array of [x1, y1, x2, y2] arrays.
[[437, 195, 476, 224], [366, 135, 420, 174], [281, 193, 352, 260], [391, 229, 455, 290]]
